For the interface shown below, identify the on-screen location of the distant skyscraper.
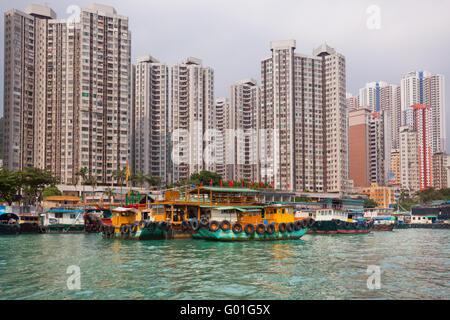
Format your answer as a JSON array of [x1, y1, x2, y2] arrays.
[[432, 152, 449, 190], [213, 98, 231, 180], [412, 104, 433, 190], [134, 56, 169, 184], [358, 82, 401, 150], [349, 107, 371, 187], [171, 57, 214, 182], [401, 71, 445, 153], [368, 111, 391, 186], [260, 40, 350, 193], [346, 93, 359, 111]]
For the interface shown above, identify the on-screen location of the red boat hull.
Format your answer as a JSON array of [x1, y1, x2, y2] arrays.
[[373, 224, 395, 231]]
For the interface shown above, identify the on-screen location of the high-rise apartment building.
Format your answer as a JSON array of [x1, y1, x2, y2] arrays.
[[3, 4, 131, 186], [390, 149, 401, 186], [412, 104, 433, 190], [171, 57, 214, 182], [134, 56, 169, 183], [213, 98, 231, 180], [401, 71, 445, 153], [228, 78, 260, 183], [346, 93, 359, 111], [348, 107, 371, 187], [368, 111, 391, 186], [399, 126, 419, 191], [3, 5, 56, 171], [260, 40, 349, 193], [432, 152, 449, 190], [358, 82, 401, 150]]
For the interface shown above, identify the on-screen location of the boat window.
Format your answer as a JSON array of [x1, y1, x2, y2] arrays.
[[282, 209, 285, 214], [55, 212, 63, 218]]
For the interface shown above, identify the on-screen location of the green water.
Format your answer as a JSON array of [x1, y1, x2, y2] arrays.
[[0, 229, 449, 299]]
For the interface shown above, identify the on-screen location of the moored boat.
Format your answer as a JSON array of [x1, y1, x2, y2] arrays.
[[193, 204, 312, 242], [0, 213, 21, 235], [19, 214, 41, 233], [40, 208, 85, 233], [306, 209, 373, 234], [84, 206, 113, 233], [372, 217, 395, 231]]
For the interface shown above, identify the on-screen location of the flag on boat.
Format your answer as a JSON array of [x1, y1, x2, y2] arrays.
[[210, 179, 213, 186]]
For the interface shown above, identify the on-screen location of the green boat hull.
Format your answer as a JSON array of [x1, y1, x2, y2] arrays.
[[195, 226, 307, 242], [103, 226, 167, 240], [394, 223, 410, 229], [46, 224, 85, 233]]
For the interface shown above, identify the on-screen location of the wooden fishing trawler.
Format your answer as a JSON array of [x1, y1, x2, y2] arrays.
[[18, 214, 41, 233], [372, 216, 395, 231], [193, 203, 312, 241], [299, 209, 373, 234], [0, 213, 21, 235]]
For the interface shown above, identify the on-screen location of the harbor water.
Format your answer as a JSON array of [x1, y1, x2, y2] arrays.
[[0, 229, 449, 299]]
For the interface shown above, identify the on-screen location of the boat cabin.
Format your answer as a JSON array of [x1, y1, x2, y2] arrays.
[[314, 209, 349, 222], [41, 209, 85, 226], [111, 207, 141, 227], [19, 214, 40, 225]]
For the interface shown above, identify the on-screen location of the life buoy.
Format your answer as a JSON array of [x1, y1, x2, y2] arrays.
[[131, 224, 138, 233], [232, 222, 242, 234], [335, 220, 342, 226], [190, 219, 200, 231], [120, 225, 126, 234], [294, 220, 302, 231], [278, 223, 287, 233], [220, 220, 231, 232], [308, 218, 315, 227], [147, 221, 156, 232], [181, 220, 190, 231], [139, 221, 146, 229], [286, 222, 294, 233], [344, 222, 350, 229], [158, 221, 169, 231], [266, 224, 275, 235], [209, 220, 220, 232], [124, 225, 130, 233], [200, 215, 209, 227], [109, 225, 115, 235], [244, 224, 255, 235], [256, 224, 265, 235]]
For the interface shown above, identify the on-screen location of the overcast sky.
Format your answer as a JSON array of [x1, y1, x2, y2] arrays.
[[1, 0, 449, 149]]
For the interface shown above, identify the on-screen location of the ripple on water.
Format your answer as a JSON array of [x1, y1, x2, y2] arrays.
[[0, 230, 449, 299]]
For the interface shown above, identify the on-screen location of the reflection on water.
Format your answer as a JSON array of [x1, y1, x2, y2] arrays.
[[0, 229, 449, 299]]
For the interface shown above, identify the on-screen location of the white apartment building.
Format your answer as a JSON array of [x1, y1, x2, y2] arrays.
[[171, 57, 214, 182], [260, 40, 350, 193], [401, 71, 446, 153], [213, 98, 231, 180], [134, 56, 169, 184]]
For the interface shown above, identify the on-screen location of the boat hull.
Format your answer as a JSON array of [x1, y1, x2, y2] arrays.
[[195, 226, 307, 241], [394, 223, 410, 229], [0, 223, 20, 235], [19, 222, 40, 233], [308, 220, 372, 234], [44, 224, 85, 233], [102, 225, 194, 240], [373, 224, 395, 231]]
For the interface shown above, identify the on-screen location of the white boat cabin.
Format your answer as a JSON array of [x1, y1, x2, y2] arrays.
[[41, 209, 85, 226]]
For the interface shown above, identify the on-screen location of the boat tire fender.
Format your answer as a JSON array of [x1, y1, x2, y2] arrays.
[[244, 224, 255, 235]]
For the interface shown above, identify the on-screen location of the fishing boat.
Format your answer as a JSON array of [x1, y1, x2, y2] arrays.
[[84, 206, 113, 233], [0, 213, 21, 235], [372, 216, 395, 231], [302, 209, 373, 234], [40, 208, 85, 233], [18, 214, 41, 233], [101, 207, 165, 240], [193, 204, 312, 241]]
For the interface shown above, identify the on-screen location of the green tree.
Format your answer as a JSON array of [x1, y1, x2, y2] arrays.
[[76, 167, 89, 200], [42, 186, 62, 198], [0, 168, 22, 205], [20, 167, 59, 204], [295, 195, 311, 203], [189, 170, 222, 186], [104, 187, 115, 203], [86, 176, 98, 201], [144, 174, 162, 187], [363, 198, 378, 208], [132, 171, 145, 188]]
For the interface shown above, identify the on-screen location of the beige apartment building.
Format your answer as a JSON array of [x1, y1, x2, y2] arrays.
[[171, 57, 214, 183], [213, 98, 231, 180], [3, 4, 131, 186], [260, 40, 350, 193], [3, 5, 56, 171], [134, 56, 169, 184], [228, 78, 260, 183], [399, 125, 419, 191]]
